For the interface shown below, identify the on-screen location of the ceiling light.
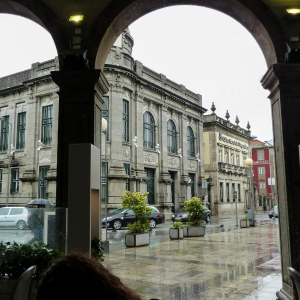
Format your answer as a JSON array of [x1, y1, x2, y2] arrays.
[[286, 8, 300, 15], [69, 15, 84, 22]]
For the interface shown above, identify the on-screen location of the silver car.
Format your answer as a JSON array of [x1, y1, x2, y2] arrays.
[[0, 207, 30, 230], [269, 205, 278, 218]]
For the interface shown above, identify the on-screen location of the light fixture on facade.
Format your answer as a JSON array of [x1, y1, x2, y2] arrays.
[[133, 136, 138, 148], [178, 149, 182, 158], [69, 15, 84, 22], [37, 140, 46, 151], [155, 144, 160, 154], [286, 8, 300, 15]]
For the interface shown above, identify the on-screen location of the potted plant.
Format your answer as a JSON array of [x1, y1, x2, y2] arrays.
[[169, 221, 184, 239], [183, 197, 205, 237], [121, 191, 152, 247], [0, 240, 63, 300], [240, 214, 250, 228]]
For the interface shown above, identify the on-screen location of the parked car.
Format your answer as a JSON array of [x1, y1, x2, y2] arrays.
[[269, 205, 278, 218], [101, 206, 163, 230], [0, 207, 31, 230], [172, 206, 211, 223]]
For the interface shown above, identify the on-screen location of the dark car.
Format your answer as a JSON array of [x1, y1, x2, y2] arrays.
[[171, 206, 211, 223], [101, 206, 163, 230]]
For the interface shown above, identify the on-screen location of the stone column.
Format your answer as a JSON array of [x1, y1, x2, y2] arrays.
[[51, 70, 109, 207], [261, 64, 300, 300]]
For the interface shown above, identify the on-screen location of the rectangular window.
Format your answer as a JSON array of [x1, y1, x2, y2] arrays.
[[257, 150, 264, 161], [16, 112, 26, 149], [11, 168, 19, 193], [122, 100, 129, 142], [226, 183, 230, 202], [259, 182, 266, 189], [220, 182, 223, 202], [41, 105, 53, 145], [102, 96, 109, 139], [258, 167, 265, 174], [124, 163, 130, 191], [39, 166, 50, 198], [218, 150, 222, 162], [225, 151, 228, 163], [101, 162, 108, 204], [0, 116, 9, 151], [0, 170, 2, 193], [238, 184, 241, 201]]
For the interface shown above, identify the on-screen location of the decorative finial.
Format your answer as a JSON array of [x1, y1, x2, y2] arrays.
[[211, 102, 216, 114], [225, 110, 230, 120], [246, 122, 251, 130], [235, 115, 240, 125]]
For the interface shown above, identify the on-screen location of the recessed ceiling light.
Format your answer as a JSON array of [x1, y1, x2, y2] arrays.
[[69, 15, 84, 22], [286, 8, 300, 15]]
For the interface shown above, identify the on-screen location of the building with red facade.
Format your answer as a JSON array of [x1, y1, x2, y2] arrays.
[[251, 140, 277, 211]]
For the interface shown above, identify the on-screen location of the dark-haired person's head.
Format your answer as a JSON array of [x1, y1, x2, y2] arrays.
[[37, 253, 142, 300]]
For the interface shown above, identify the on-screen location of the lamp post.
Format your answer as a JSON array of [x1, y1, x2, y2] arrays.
[[0, 117, 12, 207], [245, 157, 255, 226], [101, 118, 108, 242]]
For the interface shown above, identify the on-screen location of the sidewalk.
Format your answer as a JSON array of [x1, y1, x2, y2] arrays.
[[103, 212, 281, 300]]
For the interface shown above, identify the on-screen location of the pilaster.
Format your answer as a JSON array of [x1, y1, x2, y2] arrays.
[[261, 63, 300, 300]]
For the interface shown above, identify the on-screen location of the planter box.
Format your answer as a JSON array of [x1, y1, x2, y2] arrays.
[[169, 228, 183, 239], [0, 279, 37, 300], [125, 232, 150, 247], [183, 226, 205, 237], [240, 220, 250, 228]]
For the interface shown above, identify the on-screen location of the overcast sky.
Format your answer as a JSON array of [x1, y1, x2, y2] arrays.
[[0, 6, 272, 141]]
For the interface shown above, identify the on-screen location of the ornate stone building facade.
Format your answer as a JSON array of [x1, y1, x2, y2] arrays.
[[0, 30, 206, 220], [203, 104, 252, 215]]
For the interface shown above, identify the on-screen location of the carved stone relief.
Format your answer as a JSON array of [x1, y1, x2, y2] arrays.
[[168, 157, 179, 168], [144, 153, 158, 165], [123, 149, 130, 160], [188, 160, 197, 170]]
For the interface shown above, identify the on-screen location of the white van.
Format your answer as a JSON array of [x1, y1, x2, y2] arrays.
[[0, 207, 30, 230]]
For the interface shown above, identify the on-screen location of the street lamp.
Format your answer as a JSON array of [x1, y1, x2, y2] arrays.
[[0, 117, 12, 207], [245, 157, 255, 226]]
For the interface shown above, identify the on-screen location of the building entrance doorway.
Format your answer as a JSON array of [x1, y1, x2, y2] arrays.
[[145, 168, 155, 205], [169, 171, 176, 212]]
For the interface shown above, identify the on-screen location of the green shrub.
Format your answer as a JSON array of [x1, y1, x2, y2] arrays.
[[0, 240, 63, 279], [184, 197, 205, 226], [91, 237, 105, 261], [171, 221, 184, 229], [241, 214, 250, 221], [122, 191, 152, 233]]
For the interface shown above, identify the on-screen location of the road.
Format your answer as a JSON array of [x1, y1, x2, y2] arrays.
[[0, 211, 275, 249]]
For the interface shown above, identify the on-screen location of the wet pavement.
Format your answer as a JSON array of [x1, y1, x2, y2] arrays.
[[103, 212, 281, 300]]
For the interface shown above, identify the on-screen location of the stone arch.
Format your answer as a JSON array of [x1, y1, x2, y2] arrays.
[[0, 1, 67, 55], [92, 0, 286, 70]]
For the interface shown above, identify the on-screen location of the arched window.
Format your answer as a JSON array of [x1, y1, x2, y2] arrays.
[[143, 112, 155, 149], [187, 126, 195, 157], [167, 120, 177, 153]]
